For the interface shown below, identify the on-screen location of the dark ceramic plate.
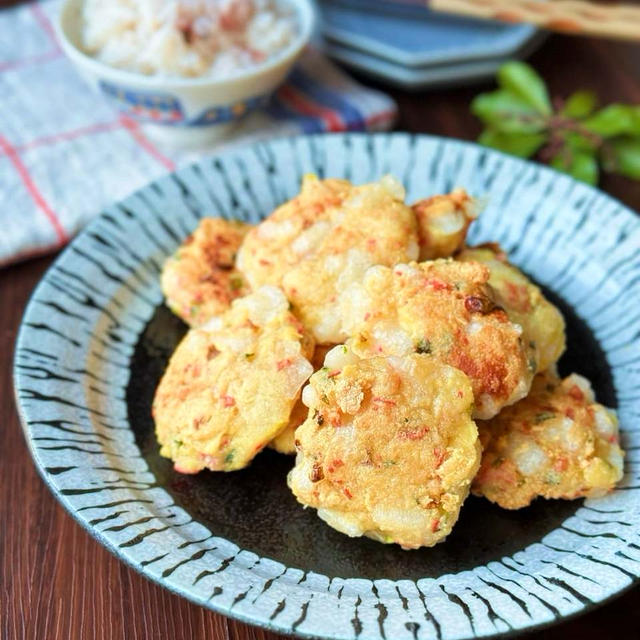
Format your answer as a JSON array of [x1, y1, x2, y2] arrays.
[[15, 134, 640, 639]]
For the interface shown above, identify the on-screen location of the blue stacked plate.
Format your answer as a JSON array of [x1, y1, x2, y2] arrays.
[[318, 0, 544, 89]]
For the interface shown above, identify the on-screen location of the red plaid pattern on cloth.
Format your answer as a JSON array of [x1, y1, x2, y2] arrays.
[[0, 1, 397, 266]]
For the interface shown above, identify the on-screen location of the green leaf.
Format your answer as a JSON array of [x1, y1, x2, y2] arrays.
[[497, 61, 552, 116], [471, 89, 546, 134], [563, 130, 599, 153], [478, 129, 547, 158], [551, 149, 599, 185], [609, 137, 640, 179], [583, 104, 640, 138], [572, 153, 599, 185], [562, 90, 597, 119]]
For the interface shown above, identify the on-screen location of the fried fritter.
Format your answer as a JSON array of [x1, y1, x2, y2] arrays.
[[237, 175, 352, 289], [161, 218, 251, 326], [269, 344, 334, 455], [411, 188, 479, 260], [288, 345, 480, 549], [341, 260, 534, 419], [153, 286, 314, 473], [458, 244, 565, 373], [473, 371, 624, 509], [268, 399, 308, 455], [237, 174, 419, 343]]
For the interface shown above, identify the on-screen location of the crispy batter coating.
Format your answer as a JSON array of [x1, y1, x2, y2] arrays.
[[473, 371, 624, 509], [412, 188, 479, 260], [161, 218, 251, 326], [237, 174, 419, 343], [341, 260, 534, 419], [268, 399, 308, 455], [268, 344, 334, 455], [237, 175, 352, 288], [153, 286, 314, 473], [288, 345, 480, 549], [459, 244, 566, 373]]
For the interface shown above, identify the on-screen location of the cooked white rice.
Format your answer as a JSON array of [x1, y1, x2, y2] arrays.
[[81, 0, 297, 78]]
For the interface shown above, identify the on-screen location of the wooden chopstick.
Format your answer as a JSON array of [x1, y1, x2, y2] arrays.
[[430, 0, 640, 41]]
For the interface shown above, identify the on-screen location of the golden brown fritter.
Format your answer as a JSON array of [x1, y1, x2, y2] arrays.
[[237, 174, 419, 343], [458, 244, 566, 373], [473, 371, 624, 509], [153, 286, 314, 473], [269, 344, 335, 455], [161, 218, 251, 326], [341, 260, 534, 419], [268, 399, 308, 455], [237, 175, 352, 289], [411, 188, 479, 260], [288, 345, 480, 549]]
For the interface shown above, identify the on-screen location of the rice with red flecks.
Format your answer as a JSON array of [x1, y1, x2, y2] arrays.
[[81, 0, 297, 78]]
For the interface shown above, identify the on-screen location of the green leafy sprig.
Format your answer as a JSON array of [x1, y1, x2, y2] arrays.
[[472, 61, 640, 185]]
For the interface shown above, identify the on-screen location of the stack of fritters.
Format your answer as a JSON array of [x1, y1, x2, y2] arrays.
[[154, 175, 624, 549]]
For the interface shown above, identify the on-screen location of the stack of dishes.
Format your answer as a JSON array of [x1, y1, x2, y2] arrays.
[[318, 0, 545, 89]]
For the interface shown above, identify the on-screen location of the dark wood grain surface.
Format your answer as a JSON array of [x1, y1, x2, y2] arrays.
[[2, 31, 640, 640]]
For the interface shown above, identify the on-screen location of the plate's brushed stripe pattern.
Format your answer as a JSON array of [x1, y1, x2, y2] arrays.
[[14, 134, 640, 640]]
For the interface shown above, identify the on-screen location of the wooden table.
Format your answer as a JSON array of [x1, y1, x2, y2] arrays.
[[2, 32, 640, 640]]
